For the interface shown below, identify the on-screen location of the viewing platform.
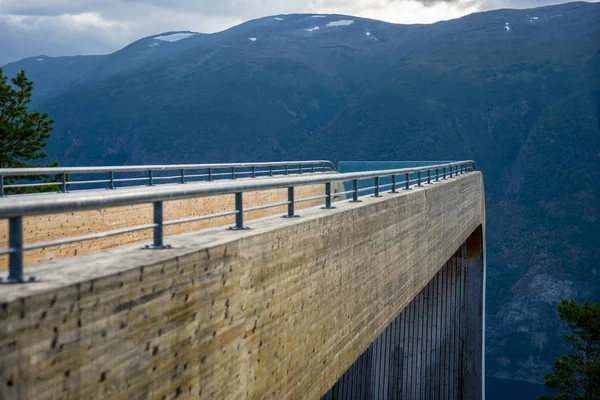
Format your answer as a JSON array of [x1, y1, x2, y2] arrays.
[[0, 160, 484, 400]]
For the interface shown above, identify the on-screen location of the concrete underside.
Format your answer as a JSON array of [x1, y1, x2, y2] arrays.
[[0, 172, 484, 400]]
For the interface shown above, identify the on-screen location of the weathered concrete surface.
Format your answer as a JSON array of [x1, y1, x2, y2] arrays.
[[0, 172, 484, 400]]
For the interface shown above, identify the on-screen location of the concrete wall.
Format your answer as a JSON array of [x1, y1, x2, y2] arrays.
[[0, 182, 327, 270], [0, 172, 484, 400]]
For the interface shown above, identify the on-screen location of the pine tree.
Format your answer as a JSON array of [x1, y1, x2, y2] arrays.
[[0, 68, 58, 193], [542, 299, 600, 400]]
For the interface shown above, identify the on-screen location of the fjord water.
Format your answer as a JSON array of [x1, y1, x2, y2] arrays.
[[486, 377, 550, 399]]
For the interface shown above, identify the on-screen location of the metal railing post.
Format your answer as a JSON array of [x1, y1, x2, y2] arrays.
[[417, 171, 422, 187], [427, 170, 431, 184], [285, 164, 289, 175], [284, 187, 298, 218], [0, 175, 4, 197], [109, 171, 115, 189], [443, 167, 447, 180], [208, 168, 212, 181], [251, 166, 256, 178], [231, 167, 236, 180], [269, 166, 273, 176], [153, 201, 164, 248], [351, 179, 360, 202], [324, 182, 333, 209], [180, 169, 185, 184], [61, 173, 67, 193], [373, 177, 381, 197], [299, 164, 302, 174], [1, 217, 38, 283], [436, 168, 439, 182], [8, 217, 23, 282], [148, 170, 154, 186], [390, 175, 397, 193], [405, 172, 410, 190], [311, 164, 315, 173], [450, 165, 453, 178], [230, 192, 247, 230]]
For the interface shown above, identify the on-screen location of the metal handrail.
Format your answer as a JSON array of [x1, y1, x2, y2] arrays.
[[0, 160, 337, 196], [0, 161, 476, 284]]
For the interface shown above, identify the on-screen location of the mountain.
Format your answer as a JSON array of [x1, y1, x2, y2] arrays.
[[3, 1, 599, 386], [3, 17, 413, 165], [2, 31, 204, 107]]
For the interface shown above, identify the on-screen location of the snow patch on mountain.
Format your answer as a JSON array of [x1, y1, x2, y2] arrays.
[[154, 33, 195, 42], [311, 15, 326, 18], [248, 37, 257, 41], [366, 31, 378, 41], [327, 20, 354, 27], [505, 22, 511, 31], [274, 17, 283, 20], [306, 26, 320, 32]]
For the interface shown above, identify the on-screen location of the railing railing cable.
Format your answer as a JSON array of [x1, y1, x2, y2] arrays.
[[0, 161, 475, 283]]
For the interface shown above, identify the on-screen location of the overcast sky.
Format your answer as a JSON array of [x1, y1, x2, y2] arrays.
[[0, 0, 590, 65]]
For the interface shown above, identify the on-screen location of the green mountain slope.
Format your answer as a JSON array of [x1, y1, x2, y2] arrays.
[[484, 87, 600, 380], [29, 16, 415, 165]]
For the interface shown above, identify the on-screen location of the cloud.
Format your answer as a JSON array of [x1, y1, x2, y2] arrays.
[[2, 0, 114, 17], [1, 0, 596, 66], [0, 14, 122, 65]]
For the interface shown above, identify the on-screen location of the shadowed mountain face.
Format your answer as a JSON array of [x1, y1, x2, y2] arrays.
[[4, 1, 600, 383], [3, 18, 414, 165]]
